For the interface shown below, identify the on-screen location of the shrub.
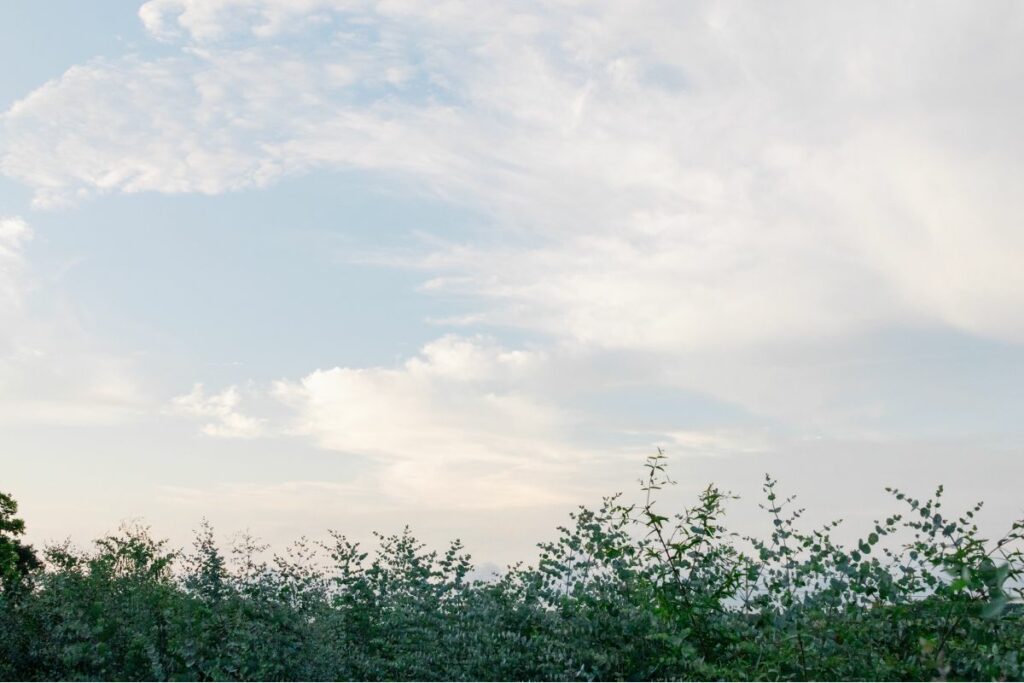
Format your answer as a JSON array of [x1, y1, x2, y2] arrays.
[[1, 453, 1021, 681]]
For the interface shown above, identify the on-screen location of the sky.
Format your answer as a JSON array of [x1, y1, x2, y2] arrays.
[[2, 0, 1024, 566]]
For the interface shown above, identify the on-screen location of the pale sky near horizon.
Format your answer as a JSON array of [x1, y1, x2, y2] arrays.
[[2, 0, 1024, 566]]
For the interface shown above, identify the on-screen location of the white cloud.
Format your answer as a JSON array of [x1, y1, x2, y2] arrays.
[[271, 335, 586, 507], [5, 1, 1023, 349], [171, 383, 265, 437], [271, 335, 560, 459], [168, 335, 628, 508], [0, 216, 31, 244], [6, 1, 1024, 435], [657, 429, 773, 459], [138, 0, 352, 43]]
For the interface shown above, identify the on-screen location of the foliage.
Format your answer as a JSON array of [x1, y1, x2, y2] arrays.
[[1, 453, 1023, 681], [0, 490, 41, 595]]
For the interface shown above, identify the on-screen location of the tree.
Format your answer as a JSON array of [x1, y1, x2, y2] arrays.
[[0, 490, 41, 594]]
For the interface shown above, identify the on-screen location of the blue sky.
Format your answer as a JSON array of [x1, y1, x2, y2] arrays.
[[3, 0, 1024, 564]]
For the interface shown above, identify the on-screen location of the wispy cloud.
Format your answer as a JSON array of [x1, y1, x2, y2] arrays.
[[6, 1, 1023, 348], [0, 216, 33, 312], [6, 1, 1024, 444], [171, 383, 265, 437], [0, 216, 148, 426]]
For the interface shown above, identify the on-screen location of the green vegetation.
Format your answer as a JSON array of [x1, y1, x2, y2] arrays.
[[2, 453, 1022, 681]]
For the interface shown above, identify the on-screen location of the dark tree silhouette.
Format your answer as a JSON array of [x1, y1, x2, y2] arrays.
[[0, 490, 41, 594]]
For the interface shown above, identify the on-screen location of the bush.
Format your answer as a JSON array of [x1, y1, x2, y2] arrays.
[[1, 453, 1022, 681]]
